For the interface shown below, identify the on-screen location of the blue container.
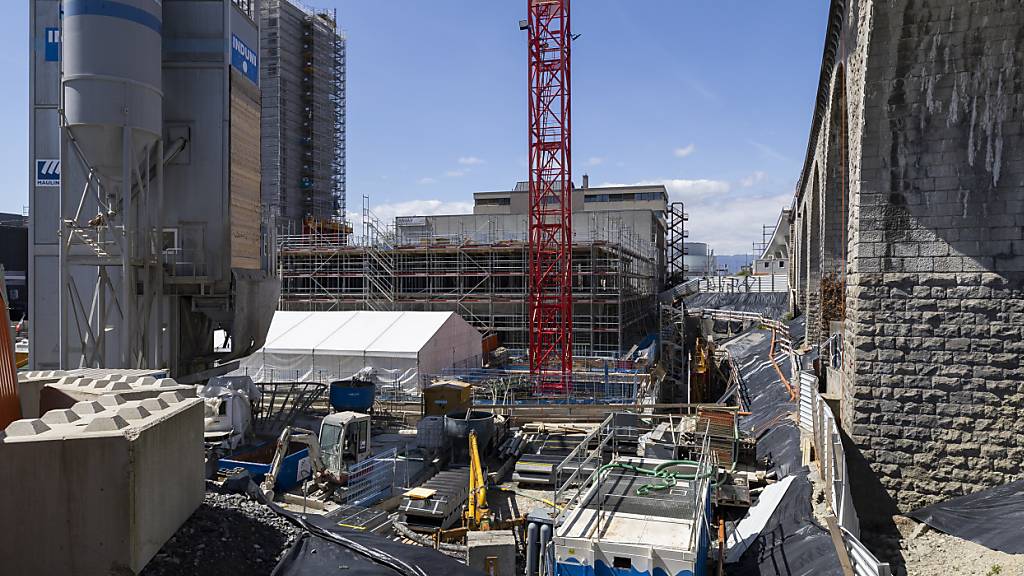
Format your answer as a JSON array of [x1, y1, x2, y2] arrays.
[[219, 444, 312, 492], [329, 379, 376, 412]]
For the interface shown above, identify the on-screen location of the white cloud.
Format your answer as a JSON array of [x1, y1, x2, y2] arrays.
[[446, 170, 467, 178], [597, 177, 788, 254], [685, 192, 792, 254], [586, 156, 605, 167], [458, 156, 484, 166], [599, 178, 731, 202], [673, 144, 696, 158], [740, 171, 767, 187], [353, 199, 475, 239], [417, 177, 437, 185]]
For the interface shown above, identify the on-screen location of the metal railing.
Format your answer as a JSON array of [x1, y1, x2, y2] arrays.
[[339, 447, 397, 507], [798, 370, 891, 575]]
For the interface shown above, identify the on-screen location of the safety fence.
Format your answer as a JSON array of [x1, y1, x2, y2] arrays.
[[798, 370, 891, 575], [339, 447, 397, 507], [696, 274, 789, 294]]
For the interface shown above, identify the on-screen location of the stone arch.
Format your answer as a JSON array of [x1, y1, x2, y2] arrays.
[[805, 168, 822, 326], [823, 65, 850, 278], [798, 212, 808, 307], [820, 66, 850, 333]]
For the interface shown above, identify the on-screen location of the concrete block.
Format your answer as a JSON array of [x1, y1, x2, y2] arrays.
[[467, 530, 517, 576], [0, 387, 204, 575], [39, 371, 194, 415]]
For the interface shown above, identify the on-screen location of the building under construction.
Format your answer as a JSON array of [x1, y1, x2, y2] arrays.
[[260, 0, 347, 232], [277, 182, 667, 358]]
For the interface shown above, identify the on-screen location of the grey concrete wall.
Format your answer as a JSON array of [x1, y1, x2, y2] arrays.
[[0, 392, 204, 574], [792, 0, 1024, 512]]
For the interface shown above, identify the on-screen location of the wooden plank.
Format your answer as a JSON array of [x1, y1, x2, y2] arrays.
[[403, 487, 437, 499], [826, 515, 856, 576], [229, 70, 261, 270]]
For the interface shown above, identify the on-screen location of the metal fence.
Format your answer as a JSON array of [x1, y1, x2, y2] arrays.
[[339, 447, 397, 507], [696, 274, 789, 294], [798, 370, 891, 575]]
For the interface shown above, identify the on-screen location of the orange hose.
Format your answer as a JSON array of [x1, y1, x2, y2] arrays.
[[769, 328, 797, 401]]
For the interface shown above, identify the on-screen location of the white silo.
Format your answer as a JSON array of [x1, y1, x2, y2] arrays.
[[59, 0, 164, 368]]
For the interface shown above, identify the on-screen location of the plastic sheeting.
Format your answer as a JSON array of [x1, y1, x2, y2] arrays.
[[266, 498, 482, 576], [908, 479, 1024, 554], [724, 318, 842, 576], [236, 311, 483, 394], [728, 475, 843, 576], [684, 292, 789, 318]]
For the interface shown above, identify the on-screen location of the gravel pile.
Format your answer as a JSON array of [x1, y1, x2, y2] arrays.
[[141, 484, 300, 576]]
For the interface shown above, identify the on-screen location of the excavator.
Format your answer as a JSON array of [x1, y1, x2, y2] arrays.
[[259, 411, 372, 501], [440, 430, 523, 540]]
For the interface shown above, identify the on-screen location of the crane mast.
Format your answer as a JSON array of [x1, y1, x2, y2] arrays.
[[527, 0, 573, 394]]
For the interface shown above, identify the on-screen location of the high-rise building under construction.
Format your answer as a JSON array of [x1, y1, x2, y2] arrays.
[[260, 0, 347, 233]]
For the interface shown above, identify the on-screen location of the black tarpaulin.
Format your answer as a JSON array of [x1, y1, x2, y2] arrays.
[[908, 479, 1024, 554], [249, 484, 482, 576], [725, 318, 842, 576], [272, 532, 480, 576], [729, 475, 843, 576]]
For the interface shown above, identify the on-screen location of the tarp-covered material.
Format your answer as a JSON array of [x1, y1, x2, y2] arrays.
[[908, 479, 1024, 554], [237, 311, 483, 394], [684, 292, 789, 319], [724, 318, 843, 576], [273, 532, 483, 576]]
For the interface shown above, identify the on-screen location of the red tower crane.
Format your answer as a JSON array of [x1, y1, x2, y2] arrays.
[[526, 0, 572, 393]]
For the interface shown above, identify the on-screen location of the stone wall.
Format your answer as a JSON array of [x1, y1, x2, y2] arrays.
[[795, 0, 1024, 512]]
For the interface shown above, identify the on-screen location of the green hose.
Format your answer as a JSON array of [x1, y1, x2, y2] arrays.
[[597, 460, 718, 496]]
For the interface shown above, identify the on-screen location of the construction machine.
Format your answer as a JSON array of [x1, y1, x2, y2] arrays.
[[260, 411, 372, 500], [441, 430, 523, 540]]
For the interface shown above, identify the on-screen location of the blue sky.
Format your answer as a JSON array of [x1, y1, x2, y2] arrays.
[[1, 1, 829, 254]]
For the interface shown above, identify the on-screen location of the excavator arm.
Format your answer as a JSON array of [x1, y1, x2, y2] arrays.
[[465, 430, 490, 530], [260, 426, 327, 500]]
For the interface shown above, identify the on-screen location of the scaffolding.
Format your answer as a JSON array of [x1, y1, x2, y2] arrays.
[[277, 215, 659, 359], [260, 0, 346, 231]]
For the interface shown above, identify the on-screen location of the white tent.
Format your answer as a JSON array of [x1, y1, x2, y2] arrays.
[[237, 311, 483, 394]]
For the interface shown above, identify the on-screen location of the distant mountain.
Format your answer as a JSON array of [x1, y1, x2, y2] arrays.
[[714, 254, 753, 275]]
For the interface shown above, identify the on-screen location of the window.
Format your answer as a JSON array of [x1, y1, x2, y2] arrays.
[[764, 262, 770, 269], [162, 228, 179, 253], [613, 557, 632, 570], [779, 261, 786, 268], [477, 198, 511, 207]]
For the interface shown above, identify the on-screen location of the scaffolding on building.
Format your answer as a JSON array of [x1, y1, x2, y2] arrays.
[[667, 202, 688, 286], [276, 212, 659, 359], [261, 0, 346, 231]]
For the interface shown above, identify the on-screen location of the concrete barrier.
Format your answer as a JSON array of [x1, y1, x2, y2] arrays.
[[0, 388, 204, 574]]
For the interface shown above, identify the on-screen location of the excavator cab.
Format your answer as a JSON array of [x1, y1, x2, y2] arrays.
[[319, 411, 371, 472]]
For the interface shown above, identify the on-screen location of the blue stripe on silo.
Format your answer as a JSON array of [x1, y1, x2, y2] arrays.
[[64, 0, 162, 34]]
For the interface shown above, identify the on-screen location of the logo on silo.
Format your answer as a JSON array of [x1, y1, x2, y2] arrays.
[[44, 28, 60, 62], [231, 34, 259, 86], [36, 159, 61, 187]]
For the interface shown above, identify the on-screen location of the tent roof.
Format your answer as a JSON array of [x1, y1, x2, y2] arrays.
[[261, 311, 466, 357]]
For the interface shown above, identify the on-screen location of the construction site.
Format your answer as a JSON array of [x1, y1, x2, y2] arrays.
[[3, 1, 1024, 576]]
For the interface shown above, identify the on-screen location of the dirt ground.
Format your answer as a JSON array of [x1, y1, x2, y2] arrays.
[[886, 516, 1024, 576]]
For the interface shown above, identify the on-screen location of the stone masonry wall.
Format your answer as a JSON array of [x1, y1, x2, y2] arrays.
[[842, 0, 1024, 511]]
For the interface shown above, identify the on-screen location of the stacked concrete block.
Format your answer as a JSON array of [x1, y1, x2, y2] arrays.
[[0, 388, 205, 574], [790, 0, 1024, 512], [39, 374, 195, 414]]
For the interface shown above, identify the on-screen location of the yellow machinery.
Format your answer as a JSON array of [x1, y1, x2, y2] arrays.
[[464, 430, 490, 531], [436, 430, 523, 542]]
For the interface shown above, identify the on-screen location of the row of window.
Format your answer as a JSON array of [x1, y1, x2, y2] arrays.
[[584, 192, 665, 203], [477, 198, 511, 206]]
